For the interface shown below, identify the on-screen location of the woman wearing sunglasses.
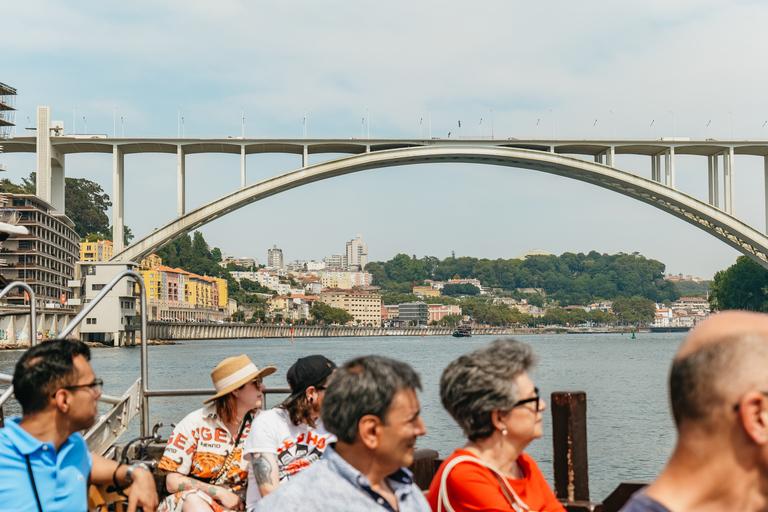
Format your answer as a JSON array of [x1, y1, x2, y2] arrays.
[[428, 339, 565, 512], [158, 355, 276, 512]]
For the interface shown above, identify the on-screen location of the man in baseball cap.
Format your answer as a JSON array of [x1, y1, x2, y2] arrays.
[[243, 355, 337, 510]]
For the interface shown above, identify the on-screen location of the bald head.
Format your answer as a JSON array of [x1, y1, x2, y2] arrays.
[[670, 311, 768, 429]]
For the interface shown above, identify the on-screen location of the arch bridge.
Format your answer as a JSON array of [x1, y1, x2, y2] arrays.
[[4, 106, 768, 269]]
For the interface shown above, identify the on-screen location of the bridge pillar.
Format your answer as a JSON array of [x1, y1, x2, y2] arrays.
[[728, 147, 735, 215], [607, 147, 615, 167], [713, 154, 720, 208], [764, 156, 768, 232], [707, 155, 714, 205], [651, 154, 657, 182], [723, 150, 731, 214], [667, 147, 676, 188], [177, 145, 186, 216], [241, 145, 246, 189], [664, 150, 670, 186], [35, 106, 66, 213], [112, 145, 125, 254], [302, 145, 308, 168]]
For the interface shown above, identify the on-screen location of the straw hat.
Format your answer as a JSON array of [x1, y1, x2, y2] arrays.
[[203, 355, 276, 404]]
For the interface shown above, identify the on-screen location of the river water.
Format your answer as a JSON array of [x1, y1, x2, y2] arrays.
[[0, 332, 682, 501]]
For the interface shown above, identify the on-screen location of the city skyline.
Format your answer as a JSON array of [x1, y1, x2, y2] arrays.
[[3, 1, 768, 279]]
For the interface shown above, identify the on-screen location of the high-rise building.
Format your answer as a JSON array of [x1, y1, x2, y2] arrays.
[[267, 245, 284, 269], [0, 194, 79, 308], [0, 82, 17, 143], [346, 235, 367, 270]]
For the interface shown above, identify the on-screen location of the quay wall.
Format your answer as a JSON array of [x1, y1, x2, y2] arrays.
[[145, 322, 533, 340], [0, 308, 78, 348]]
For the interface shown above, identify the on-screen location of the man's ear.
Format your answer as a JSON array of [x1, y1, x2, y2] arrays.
[[52, 389, 70, 413], [738, 391, 768, 445], [358, 414, 382, 450]]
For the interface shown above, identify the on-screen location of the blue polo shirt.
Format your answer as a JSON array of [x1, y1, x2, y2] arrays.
[[0, 417, 92, 512]]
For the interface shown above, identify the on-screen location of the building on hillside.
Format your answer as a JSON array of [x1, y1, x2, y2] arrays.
[[428, 304, 462, 323], [70, 261, 139, 346], [299, 275, 322, 295], [139, 253, 162, 270], [79, 239, 113, 261], [268, 294, 318, 321], [672, 296, 710, 313], [323, 254, 347, 269], [399, 301, 429, 325], [346, 235, 368, 270], [232, 257, 258, 268], [413, 285, 441, 297], [139, 266, 228, 322], [425, 280, 445, 290], [493, 297, 518, 307], [306, 260, 325, 271], [381, 304, 400, 324], [319, 289, 381, 326], [0, 194, 79, 308], [448, 278, 482, 290], [267, 245, 283, 269]]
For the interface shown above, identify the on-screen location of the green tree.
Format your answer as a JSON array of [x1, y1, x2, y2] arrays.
[[438, 314, 463, 326], [309, 302, 354, 325], [612, 295, 656, 324], [709, 256, 768, 311], [442, 283, 480, 296]]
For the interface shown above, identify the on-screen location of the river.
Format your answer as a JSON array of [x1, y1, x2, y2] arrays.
[[0, 332, 682, 501]]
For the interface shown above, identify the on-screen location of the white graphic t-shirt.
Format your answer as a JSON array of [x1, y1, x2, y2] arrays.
[[243, 407, 336, 508]]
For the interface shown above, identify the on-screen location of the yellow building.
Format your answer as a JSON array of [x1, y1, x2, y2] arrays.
[[413, 285, 441, 297], [79, 240, 114, 261], [215, 277, 228, 308], [139, 254, 162, 271]]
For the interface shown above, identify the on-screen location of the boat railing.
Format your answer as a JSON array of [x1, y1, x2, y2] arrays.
[[0, 271, 290, 440], [0, 280, 36, 345]]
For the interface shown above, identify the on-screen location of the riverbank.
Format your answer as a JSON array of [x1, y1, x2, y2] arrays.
[[145, 322, 647, 342]]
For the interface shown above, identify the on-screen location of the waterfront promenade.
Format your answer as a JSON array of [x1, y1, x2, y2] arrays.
[[144, 322, 639, 343]]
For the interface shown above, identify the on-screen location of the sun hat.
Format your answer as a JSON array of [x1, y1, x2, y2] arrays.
[[203, 354, 276, 404], [285, 355, 336, 401]]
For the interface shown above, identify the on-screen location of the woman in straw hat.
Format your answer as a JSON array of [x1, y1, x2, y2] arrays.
[[158, 355, 276, 512]]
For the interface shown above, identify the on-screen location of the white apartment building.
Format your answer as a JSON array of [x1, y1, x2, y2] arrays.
[[267, 245, 284, 269], [346, 235, 368, 270]]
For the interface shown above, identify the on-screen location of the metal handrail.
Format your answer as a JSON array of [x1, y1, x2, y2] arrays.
[[0, 281, 36, 345]]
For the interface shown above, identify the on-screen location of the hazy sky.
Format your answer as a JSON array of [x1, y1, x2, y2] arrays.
[[3, 0, 768, 279]]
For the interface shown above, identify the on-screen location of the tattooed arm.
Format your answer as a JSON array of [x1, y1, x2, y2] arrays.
[[252, 452, 281, 497], [165, 472, 244, 511]]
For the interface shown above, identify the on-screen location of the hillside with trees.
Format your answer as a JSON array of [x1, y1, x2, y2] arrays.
[[367, 251, 678, 306]]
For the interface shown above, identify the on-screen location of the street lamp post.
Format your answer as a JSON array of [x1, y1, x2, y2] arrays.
[[729, 111, 734, 140], [550, 110, 555, 140], [610, 110, 615, 140], [22, 249, 34, 306], [650, 119, 655, 139], [706, 120, 711, 139], [83, 117, 87, 135], [593, 119, 598, 139], [490, 109, 494, 140], [536, 118, 540, 139], [763, 121, 767, 140]]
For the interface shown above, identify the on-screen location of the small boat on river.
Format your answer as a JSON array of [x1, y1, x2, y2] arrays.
[[452, 325, 472, 337]]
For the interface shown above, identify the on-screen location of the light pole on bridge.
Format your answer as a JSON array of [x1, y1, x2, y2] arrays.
[[706, 120, 711, 139], [650, 119, 654, 139], [490, 109, 494, 140], [763, 121, 767, 140], [550, 109, 554, 140], [592, 119, 597, 139], [729, 111, 734, 141], [536, 118, 540, 139], [610, 110, 615, 140], [121, 117, 124, 138]]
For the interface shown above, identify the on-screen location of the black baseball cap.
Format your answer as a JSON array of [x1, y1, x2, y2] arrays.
[[286, 355, 336, 400]]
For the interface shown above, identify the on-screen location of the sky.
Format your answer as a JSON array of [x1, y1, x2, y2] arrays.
[[3, 0, 768, 279]]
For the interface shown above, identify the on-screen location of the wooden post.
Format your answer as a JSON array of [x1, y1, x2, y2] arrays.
[[552, 391, 590, 501]]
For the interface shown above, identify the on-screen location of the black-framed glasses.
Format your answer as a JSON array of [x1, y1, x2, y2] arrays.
[[250, 378, 263, 388], [733, 391, 768, 411], [54, 378, 103, 397], [513, 387, 541, 411]]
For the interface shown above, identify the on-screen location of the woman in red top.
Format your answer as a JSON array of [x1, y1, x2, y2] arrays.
[[428, 339, 565, 512]]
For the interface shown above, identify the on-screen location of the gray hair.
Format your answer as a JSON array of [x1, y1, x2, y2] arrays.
[[670, 334, 768, 429], [321, 355, 422, 444], [440, 338, 537, 441]]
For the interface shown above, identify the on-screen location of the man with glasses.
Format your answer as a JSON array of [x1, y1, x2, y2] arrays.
[[0, 338, 158, 512], [621, 311, 768, 512], [243, 355, 337, 510]]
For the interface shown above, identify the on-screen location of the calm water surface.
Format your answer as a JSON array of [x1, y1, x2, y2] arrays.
[[0, 332, 683, 500]]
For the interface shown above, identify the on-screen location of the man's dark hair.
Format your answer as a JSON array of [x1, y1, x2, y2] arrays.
[[13, 338, 91, 415], [321, 355, 421, 444], [279, 373, 332, 429]]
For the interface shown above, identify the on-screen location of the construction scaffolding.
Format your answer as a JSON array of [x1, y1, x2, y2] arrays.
[[0, 81, 17, 141]]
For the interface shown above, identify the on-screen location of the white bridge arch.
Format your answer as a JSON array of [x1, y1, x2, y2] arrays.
[[111, 145, 768, 269]]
